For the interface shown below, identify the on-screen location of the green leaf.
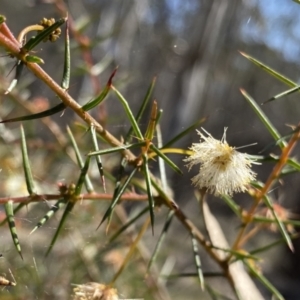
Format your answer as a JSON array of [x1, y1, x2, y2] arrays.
[[0, 103, 66, 123], [107, 157, 129, 222], [74, 156, 91, 196], [110, 77, 157, 202], [163, 117, 207, 148], [67, 126, 94, 193], [262, 195, 294, 252], [221, 195, 241, 217], [285, 157, 300, 172], [253, 215, 300, 228], [109, 206, 149, 243], [265, 85, 300, 103], [142, 154, 155, 234], [0, 203, 25, 226], [20, 125, 36, 195], [25, 55, 44, 64], [250, 234, 299, 256], [45, 152, 90, 256], [97, 168, 138, 229], [30, 198, 67, 234], [240, 89, 286, 149], [45, 201, 75, 257], [245, 260, 284, 300], [112, 86, 143, 140], [90, 125, 106, 192], [5, 200, 23, 259], [240, 51, 297, 87], [61, 19, 70, 89], [88, 142, 145, 156], [150, 178, 178, 210], [204, 243, 260, 261], [150, 144, 183, 174], [252, 153, 300, 173], [22, 18, 66, 52], [191, 233, 204, 290], [125, 77, 156, 142], [144, 101, 157, 141], [156, 109, 163, 126], [81, 68, 117, 111]]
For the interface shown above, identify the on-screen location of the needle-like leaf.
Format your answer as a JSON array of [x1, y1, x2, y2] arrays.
[[5, 200, 23, 259], [245, 260, 284, 300], [61, 19, 70, 90], [20, 125, 36, 195], [46, 157, 90, 256], [240, 89, 286, 149], [109, 206, 149, 243], [125, 77, 156, 141], [67, 126, 93, 193], [97, 168, 138, 230], [81, 68, 117, 111], [30, 198, 67, 234], [0, 103, 66, 123], [45, 200, 75, 257], [163, 117, 207, 148], [150, 144, 182, 174], [262, 195, 294, 252], [191, 232, 204, 290], [111, 86, 143, 140], [147, 210, 174, 272], [90, 125, 106, 192], [142, 154, 155, 234], [240, 51, 297, 87]]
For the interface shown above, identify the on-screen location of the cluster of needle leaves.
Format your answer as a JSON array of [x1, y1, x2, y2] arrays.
[[0, 9, 300, 300], [0, 16, 185, 252]]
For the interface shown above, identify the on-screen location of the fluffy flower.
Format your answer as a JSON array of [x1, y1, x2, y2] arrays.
[[184, 128, 257, 196]]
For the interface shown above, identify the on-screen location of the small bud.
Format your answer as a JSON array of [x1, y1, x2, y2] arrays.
[[38, 18, 62, 42]]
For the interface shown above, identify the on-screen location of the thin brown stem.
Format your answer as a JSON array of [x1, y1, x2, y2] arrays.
[[0, 22, 19, 46], [0, 192, 148, 204], [229, 124, 300, 258]]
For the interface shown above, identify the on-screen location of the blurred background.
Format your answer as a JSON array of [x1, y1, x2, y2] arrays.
[[1, 0, 300, 299]]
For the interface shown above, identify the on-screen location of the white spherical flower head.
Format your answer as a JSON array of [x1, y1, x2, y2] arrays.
[[184, 128, 257, 196]]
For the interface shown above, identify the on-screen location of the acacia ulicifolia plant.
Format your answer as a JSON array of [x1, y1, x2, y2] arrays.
[[0, 12, 300, 300], [0, 15, 234, 296]]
